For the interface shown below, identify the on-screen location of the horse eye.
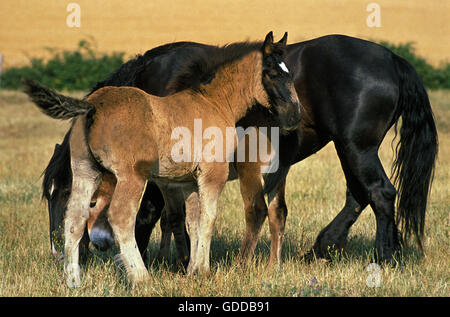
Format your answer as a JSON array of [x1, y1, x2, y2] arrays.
[[269, 70, 280, 79]]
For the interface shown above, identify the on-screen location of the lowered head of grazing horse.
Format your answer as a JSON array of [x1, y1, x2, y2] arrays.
[[23, 31, 301, 287]]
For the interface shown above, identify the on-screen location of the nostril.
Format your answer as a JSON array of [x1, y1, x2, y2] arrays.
[[89, 227, 114, 251]]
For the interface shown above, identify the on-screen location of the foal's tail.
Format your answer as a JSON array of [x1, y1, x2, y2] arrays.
[[391, 54, 438, 252], [22, 79, 93, 120]]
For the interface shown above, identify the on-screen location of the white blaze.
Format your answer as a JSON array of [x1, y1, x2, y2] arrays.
[[279, 62, 289, 73]]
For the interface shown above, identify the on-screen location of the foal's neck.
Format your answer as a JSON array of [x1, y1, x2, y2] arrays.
[[197, 51, 268, 123]]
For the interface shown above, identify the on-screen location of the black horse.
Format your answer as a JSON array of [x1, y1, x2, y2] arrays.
[[43, 35, 437, 264]]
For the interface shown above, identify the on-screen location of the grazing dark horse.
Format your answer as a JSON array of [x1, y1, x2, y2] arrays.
[[43, 34, 437, 267], [26, 32, 301, 286]]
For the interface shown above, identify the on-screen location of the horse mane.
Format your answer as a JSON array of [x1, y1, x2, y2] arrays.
[[167, 39, 288, 93], [85, 54, 147, 97], [167, 41, 263, 92], [85, 41, 210, 97]]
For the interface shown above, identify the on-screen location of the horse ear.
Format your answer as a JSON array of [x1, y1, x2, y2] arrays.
[[263, 31, 274, 55], [278, 32, 288, 46]]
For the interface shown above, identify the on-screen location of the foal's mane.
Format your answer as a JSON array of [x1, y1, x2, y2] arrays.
[[167, 41, 263, 93]]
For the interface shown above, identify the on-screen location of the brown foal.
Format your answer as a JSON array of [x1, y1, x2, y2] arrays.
[[25, 32, 301, 287]]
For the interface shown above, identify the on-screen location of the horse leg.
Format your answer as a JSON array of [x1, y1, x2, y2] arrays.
[[64, 161, 101, 288], [135, 182, 164, 263], [236, 163, 267, 264], [187, 164, 228, 274], [184, 190, 200, 273], [335, 143, 401, 262], [158, 185, 190, 267], [267, 178, 288, 266], [107, 173, 149, 285], [304, 188, 367, 261], [156, 207, 172, 263], [171, 200, 189, 268]]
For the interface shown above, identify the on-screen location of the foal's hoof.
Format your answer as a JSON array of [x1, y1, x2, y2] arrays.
[[65, 263, 81, 288], [128, 271, 150, 288], [186, 263, 211, 276], [114, 254, 150, 287]]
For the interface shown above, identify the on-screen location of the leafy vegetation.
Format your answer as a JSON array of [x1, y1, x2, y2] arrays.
[[0, 40, 124, 91], [379, 41, 450, 89], [0, 40, 448, 91]]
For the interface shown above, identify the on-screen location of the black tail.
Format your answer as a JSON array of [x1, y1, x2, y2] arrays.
[[22, 78, 93, 120], [391, 54, 438, 252]]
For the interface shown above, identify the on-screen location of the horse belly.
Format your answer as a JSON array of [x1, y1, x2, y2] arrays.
[[148, 157, 197, 183]]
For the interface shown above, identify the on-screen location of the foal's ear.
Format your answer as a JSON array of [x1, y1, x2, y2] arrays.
[[278, 32, 288, 46], [263, 31, 274, 55]]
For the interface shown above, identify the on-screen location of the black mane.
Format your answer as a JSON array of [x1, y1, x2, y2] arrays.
[[85, 39, 288, 97], [167, 41, 263, 92], [85, 41, 214, 97]]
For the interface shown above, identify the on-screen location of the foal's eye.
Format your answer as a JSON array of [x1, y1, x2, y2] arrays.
[[267, 70, 280, 79]]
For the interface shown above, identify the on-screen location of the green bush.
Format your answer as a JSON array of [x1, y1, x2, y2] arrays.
[[0, 39, 448, 91], [0, 40, 124, 91], [378, 41, 450, 89]]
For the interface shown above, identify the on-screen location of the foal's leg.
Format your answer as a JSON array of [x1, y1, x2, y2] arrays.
[[334, 142, 401, 262], [64, 161, 101, 288], [185, 190, 200, 272], [187, 164, 228, 274], [304, 188, 367, 261], [236, 162, 268, 264], [267, 178, 288, 266], [108, 173, 149, 285]]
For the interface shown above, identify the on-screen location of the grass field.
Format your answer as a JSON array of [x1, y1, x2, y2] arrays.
[[1, 0, 449, 69], [0, 90, 448, 297]]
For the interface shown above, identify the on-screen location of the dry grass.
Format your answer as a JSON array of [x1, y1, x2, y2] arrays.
[[1, 0, 449, 69], [0, 90, 448, 297]]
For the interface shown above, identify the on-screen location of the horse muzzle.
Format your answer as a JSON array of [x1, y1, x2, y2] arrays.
[[88, 226, 115, 251]]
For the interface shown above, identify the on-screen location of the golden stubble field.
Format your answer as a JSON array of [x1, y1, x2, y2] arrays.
[[0, 90, 448, 296], [0, 0, 449, 298], [0, 0, 449, 69]]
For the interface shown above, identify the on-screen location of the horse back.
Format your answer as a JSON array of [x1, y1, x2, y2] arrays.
[[288, 35, 400, 153], [84, 87, 160, 175]]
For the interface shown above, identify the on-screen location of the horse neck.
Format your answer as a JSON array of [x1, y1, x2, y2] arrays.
[[198, 51, 269, 124]]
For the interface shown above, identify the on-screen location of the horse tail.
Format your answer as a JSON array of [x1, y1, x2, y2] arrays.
[[391, 54, 438, 252], [22, 78, 93, 120]]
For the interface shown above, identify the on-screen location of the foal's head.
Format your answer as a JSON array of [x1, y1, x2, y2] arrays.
[[259, 31, 301, 132]]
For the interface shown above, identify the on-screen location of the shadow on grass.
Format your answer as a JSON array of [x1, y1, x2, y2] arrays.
[[80, 230, 424, 281], [325, 234, 424, 266]]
